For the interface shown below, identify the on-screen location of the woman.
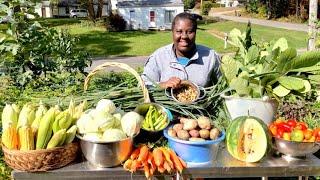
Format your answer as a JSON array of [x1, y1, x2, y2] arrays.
[[142, 12, 221, 89]]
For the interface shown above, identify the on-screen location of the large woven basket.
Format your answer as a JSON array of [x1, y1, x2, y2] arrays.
[[84, 62, 151, 103], [2, 142, 79, 172]]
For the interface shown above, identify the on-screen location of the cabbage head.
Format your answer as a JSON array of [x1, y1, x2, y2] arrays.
[[121, 111, 144, 137], [96, 99, 116, 114], [102, 129, 127, 142]]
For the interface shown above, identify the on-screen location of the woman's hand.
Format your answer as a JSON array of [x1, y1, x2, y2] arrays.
[[159, 77, 181, 89]]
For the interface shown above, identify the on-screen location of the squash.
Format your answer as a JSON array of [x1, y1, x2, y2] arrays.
[[226, 116, 271, 162]]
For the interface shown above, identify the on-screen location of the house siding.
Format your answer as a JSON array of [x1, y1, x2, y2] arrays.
[[118, 6, 184, 30]]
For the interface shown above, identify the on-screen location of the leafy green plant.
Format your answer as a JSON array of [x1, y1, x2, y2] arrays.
[[201, 1, 213, 16], [220, 23, 320, 99], [183, 0, 196, 9]]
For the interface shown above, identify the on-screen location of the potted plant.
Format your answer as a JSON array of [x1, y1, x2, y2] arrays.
[[220, 23, 320, 124]]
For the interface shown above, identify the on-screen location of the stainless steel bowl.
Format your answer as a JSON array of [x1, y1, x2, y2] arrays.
[[77, 135, 134, 167], [273, 137, 320, 157]]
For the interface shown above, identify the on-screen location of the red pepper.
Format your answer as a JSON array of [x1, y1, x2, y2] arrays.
[[295, 122, 308, 131], [276, 122, 292, 132], [287, 119, 297, 128]]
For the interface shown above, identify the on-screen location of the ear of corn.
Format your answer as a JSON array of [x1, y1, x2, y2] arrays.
[[36, 108, 56, 149], [31, 101, 47, 136], [73, 100, 87, 123], [17, 103, 36, 128], [46, 129, 66, 149], [68, 99, 76, 121], [2, 124, 19, 150], [1, 104, 19, 130], [18, 125, 35, 151], [64, 125, 77, 145], [52, 111, 72, 133]]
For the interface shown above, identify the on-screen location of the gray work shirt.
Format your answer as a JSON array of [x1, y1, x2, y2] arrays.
[[142, 43, 221, 87]]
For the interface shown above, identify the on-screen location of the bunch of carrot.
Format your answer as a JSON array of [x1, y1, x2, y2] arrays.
[[123, 144, 187, 179]]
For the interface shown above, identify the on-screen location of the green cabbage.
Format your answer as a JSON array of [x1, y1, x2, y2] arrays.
[[121, 111, 143, 137], [102, 129, 127, 142]]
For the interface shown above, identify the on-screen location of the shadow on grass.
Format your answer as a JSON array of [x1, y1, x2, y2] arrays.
[[76, 30, 158, 57], [34, 18, 81, 27]]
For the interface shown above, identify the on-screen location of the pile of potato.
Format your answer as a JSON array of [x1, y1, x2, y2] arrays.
[[167, 116, 220, 141]]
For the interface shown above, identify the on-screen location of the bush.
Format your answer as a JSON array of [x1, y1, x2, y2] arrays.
[[245, 0, 259, 13], [258, 5, 267, 17], [201, 1, 213, 15], [106, 13, 126, 32], [184, 0, 196, 9]]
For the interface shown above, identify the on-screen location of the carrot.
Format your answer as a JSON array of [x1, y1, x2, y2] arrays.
[[130, 146, 141, 160], [130, 160, 142, 173], [163, 161, 172, 173], [178, 156, 187, 168], [143, 162, 151, 179], [138, 145, 149, 162], [157, 165, 166, 173], [147, 152, 156, 170], [168, 149, 183, 173], [153, 148, 164, 167], [149, 162, 156, 176], [160, 147, 174, 168], [123, 159, 132, 171]]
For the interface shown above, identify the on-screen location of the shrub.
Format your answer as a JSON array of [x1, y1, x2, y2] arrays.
[[258, 5, 267, 17], [245, 0, 259, 13], [184, 0, 196, 9], [201, 1, 213, 15], [106, 13, 127, 32]]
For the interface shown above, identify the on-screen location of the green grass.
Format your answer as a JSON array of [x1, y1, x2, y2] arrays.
[[199, 21, 308, 50], [57, 24, 232, 57]]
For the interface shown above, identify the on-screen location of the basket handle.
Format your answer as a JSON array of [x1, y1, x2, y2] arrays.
[[84, 62, 151, 103]]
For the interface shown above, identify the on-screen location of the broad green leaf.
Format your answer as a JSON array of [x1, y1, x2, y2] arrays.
[[246, 45, 259, 64], [221, 55, 239, 83], [230, 77, 250, 96], [297, 80, 311, 93], [229, 28, 242, 47], [308, 75, 320, 83], [276, 47, 297, 73], [288, 51, 320, 71], [278, 76, 305, 90], [290, 65, 320, 73], [273, 85, 290, 97], [272, 37, 288, 52], [238, 71, 249, 80], [260, 51, 269, 57], [249, 84, 263, 98]]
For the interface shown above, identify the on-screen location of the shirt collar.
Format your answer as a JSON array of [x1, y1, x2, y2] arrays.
[[170, 43, 199, 62]]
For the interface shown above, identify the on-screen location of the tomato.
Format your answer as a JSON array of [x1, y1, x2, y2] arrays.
[[308, 136, 316, 142], [269, 124, 277, 136], [313, 128, 320, 138], [291, 129, 304, 142], [276, 122, 292, 132], [283, 132, 291, 141], [316, 137, 320, 142], [274, 119, 284, 125], [295, 122, 308, 131], [303, 129, 313, 140], [287, 119, 297, 128], [276, 128, 285, 138]]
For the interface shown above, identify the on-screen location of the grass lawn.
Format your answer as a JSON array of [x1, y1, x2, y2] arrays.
[[57, 23, 233, 57], [199, 21, 308, 50]]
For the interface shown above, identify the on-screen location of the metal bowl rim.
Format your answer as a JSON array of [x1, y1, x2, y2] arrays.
[[76, 133, 137, 144]]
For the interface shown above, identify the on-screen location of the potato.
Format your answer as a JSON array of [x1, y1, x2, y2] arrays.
[[210, 128, 220, 140], [177, 130, 190, 140], [183, 119, 198, 131], [197, 116, 212, 130], [173, 123, 183, 132], [168, 128, 177, 137], [179, 117, 195, 124], [189, 137, 205, 142], [189, 129, 200, 137], [199, 129, 210, 139]]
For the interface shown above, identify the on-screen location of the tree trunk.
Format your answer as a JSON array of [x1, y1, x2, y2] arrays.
[[295, 0, 299, 17], [96, 0, 103, 18], [308, 0, 318, 50], [87, 0, 96, 22]]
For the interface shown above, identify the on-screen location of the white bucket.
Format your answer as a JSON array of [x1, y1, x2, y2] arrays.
[[221, 94, 278, 125]]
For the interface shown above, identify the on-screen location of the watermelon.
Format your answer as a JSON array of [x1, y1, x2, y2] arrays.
[[226, 116, 271, 162]]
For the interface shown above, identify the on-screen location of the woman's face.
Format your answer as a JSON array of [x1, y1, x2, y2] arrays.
[[172, 18, 196, 55]]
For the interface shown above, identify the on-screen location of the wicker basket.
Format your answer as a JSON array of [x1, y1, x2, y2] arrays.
[[84, 62, 151, 103], [2, 142, 79, 172]]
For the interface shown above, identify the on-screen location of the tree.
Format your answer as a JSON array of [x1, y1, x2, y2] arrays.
[[308, 0, 318, 50]]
